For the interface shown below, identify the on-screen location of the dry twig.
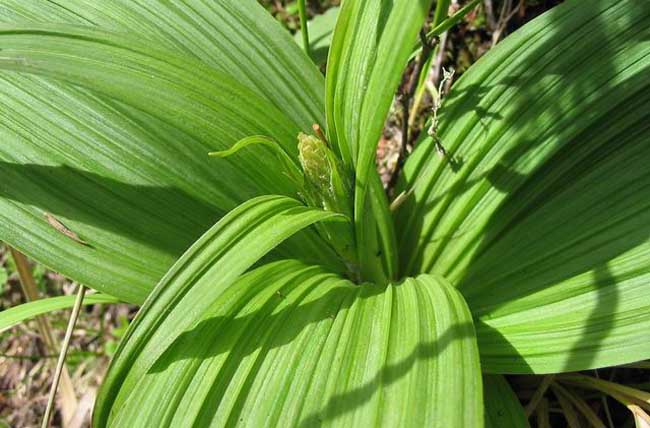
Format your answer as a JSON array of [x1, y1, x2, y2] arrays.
[[9, 247, 78, 426], [41, 284, 86, 428]]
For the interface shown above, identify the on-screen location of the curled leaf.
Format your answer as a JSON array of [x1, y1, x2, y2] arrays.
[[209, 135, 304, 187]]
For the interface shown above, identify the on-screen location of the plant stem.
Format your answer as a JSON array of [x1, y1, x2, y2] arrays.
[[389, 30, 436, 191], [525, 374, 555, 417], [9, 248, 57, 350], [426, 0, 483, 41], [559, 374, 650, 405], [595, 369, 616, 428], [432, 0, 452, 28], [483, 0, 497, 30], [430, 30, 450, 93], [408, 52, 434, 130], [298, 0, 310, 58], [551, 382, 606, 428], [9, 247, 78, 423], [536, 397, 550, 428], [41, 284, 86, 428], [551, 384, 581, 428]]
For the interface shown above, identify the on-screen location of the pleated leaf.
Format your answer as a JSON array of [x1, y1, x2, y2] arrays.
[[325, 0, 432, 282], [0, 19, 338, 303], [395, 0, 650, 372], [94, 195, 344, 425], [325, 0, 431, 167], [97, 259, 482, 427], [0, 0, 325, 130]]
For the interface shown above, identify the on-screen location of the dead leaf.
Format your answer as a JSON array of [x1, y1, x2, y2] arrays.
[[44, 213, 89, 246]]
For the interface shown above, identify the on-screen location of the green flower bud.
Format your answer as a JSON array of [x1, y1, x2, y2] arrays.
[[297, 133, 357, 274], [298, 133, 353, 218]]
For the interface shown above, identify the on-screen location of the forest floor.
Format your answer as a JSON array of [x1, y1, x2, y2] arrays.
[[1, 1, 648, 427]]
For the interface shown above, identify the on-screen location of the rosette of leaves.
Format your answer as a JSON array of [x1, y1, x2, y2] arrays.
[[0, 0, 648, 427]]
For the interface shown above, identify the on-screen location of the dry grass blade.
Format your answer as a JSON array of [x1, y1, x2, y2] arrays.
[[66, 391, 96, 428], [552, 383, 582, 428], [552, 382, 606, 428], [536, 397, 551, 428], [492, 0, 520, 44], [525, 374, 555, 417], [41, 284, 86, 428], [595, 369, 616, 428], [9, 248, 57, 348], [560, 374, 650, 411], [9, 247, 78, 426], [606, 390, 650, 428]]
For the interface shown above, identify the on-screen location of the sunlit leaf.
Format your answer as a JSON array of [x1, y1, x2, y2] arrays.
[[325, 0, 432, 282], [396, 0, 650, 372], [0, 16, 339, 303], [0, 293, 119, 332], [0, 0, 324, 129], [96, 194, 345, 425], [97, 256, 482, 427]]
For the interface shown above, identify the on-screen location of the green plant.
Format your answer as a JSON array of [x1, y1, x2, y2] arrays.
[[0, 265, 7, 292], [0, 0, 648, 426]]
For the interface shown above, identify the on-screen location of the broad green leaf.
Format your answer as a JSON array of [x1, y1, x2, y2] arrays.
[[0, 24, 341, 303], [95, 194, 345, 426], [483, 375, 529, 428], [0, 293, 119, 332], [325, 0, 432, 166], [293, 7, 340, 65], [325, 0, 432, 282], [395, 0, 650, 372], [96, 254, 482, 427], [0, 0, 325, 130]]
